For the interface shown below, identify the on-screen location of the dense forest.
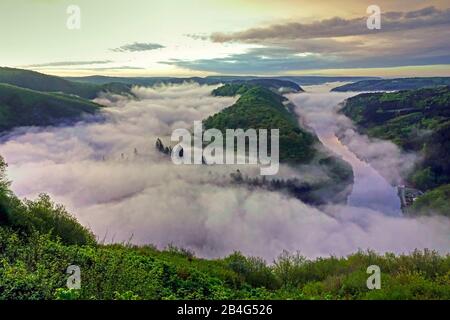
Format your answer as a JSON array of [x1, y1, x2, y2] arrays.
[[341, 86, 450, 216]]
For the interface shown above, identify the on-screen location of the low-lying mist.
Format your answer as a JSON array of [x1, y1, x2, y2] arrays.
[[0, 83, 449, 261]]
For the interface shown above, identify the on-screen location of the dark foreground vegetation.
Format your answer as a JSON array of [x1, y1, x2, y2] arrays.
[[0, 154, 448, 300], [341, 86, 450, 216]]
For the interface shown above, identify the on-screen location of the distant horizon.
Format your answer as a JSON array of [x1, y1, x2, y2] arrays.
[[2, 1, 450, 78], [6, 65, 450, 80]]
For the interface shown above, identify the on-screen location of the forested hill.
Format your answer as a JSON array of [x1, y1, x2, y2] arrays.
[[332, 77, 450, 92], [341, 86, 450, 216], [0, 83, 101, 132], [207, 85, 314, 163], [203, 84, 354, 204], [0, 67, 131, 99]]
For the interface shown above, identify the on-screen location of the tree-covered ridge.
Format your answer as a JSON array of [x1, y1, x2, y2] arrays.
[[0, 84, 102, 132], [212, 83, 258, 97], [341, 86, 450, 216], [206, 85, 315, 163], [332, 77, 450, 92], [212, 80, 303, 97], [205, 84, 354, 204], [0, 83, 102, 131], [0, 67, 131, 99]]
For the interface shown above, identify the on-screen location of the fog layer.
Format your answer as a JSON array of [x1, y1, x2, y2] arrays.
[[0, 83, 449, 261]]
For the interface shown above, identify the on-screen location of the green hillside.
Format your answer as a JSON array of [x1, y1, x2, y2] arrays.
[[332, 77, 450, 92], [204, 85, 353, 204], [341, 86, 450, 215], [206, 85, 314, 163], [410, 184, 450, 217], [0, 83, 101, 132], [0, 67, 131, 99], [212, 80, 302, 97], [0, 157, 447, 300]]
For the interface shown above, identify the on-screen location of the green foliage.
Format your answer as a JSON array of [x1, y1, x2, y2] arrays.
[[0, 67, 131, 99], [204, 86, 316, 163], [208, 84, 353, 204], [211, 80, 302, 97], [2, 224, 449, 300], [410, 184, 450, 217], [212, 83, 257, 96], [0, 162, 445, 300], [225, 252, 280, 290], [0, 84, 101, 131], [0, 164, 445, 300], [410, 167, 438, 191], [0, 156, 95, 245], [54, 288, 81, 300]]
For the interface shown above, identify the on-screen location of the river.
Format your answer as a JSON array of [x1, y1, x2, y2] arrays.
[[288, 84, 402, 216]]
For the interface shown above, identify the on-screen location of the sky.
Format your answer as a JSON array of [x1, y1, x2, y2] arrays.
[[1, 0, 450, 77]]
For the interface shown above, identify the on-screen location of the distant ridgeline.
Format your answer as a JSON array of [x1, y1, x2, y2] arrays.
[[0, 83, 102, 132], [0, 67, 132, 99], [203, 84, 353, 205], [0, 67, 132, 133], [67, 74, 377, 87], [341, 86, 450, 217], [332, 77, 450, 92], [0, 67, 306, 134]]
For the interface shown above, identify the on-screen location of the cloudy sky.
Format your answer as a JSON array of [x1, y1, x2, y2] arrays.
[[1, 0, 450, 77]]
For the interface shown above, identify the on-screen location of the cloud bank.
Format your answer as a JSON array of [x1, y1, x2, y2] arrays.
[[0, 83, 449, 261], [211, 7, 450, 42], [168, 6, 450, 74]]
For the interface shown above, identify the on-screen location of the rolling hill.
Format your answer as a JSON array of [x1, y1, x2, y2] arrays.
[[0, 67, 131, 99], [0, 83, 101, 132]]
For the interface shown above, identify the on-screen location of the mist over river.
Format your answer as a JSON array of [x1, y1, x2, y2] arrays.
[[288, 84, 401, 216], [0, 83, 449, 260]]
